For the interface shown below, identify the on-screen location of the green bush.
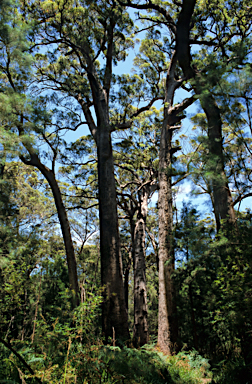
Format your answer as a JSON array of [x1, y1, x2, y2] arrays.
[[0, 338, 212, 384], [213, 357, 252, 384]]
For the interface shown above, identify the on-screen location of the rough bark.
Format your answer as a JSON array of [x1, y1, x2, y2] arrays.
[[97, 128, 129, 342], [157, 80, 195, 354], [133, 189, 149, 347], [158, 118, 177, 354], [200, 95, 236, 231], [71, 23, 130, 340], [118, 3, 196, 353], [157, 53, 180, 354], [175, 0, 236, 231], [156, 0, 197, 355]]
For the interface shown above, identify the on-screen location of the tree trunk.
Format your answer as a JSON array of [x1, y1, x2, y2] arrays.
[[124, 247, 132, 312], [21, 156, 80, 307], [175, 0, 235, 232], [158, 119, 177, 354], [81, 64, 130, 342], [157, 51, 180, 354], [124, 219, 134, 312], [97, 128, 129, 342], [189, 283, 198, 350], [133, 189, 149, 347], [156, 0, 197, 354], [39, 166, 80, 307], [200, 95, 236, 230]]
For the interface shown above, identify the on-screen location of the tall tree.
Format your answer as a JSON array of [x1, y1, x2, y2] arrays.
[[115, 114, 159, 346], [122, 0, 252, 351], [0, 1, 80, 305], [177, 0, 252, 230], [128, 2, 196, 353], [116, 13, 196, 352], [23, 0, 160, 340]]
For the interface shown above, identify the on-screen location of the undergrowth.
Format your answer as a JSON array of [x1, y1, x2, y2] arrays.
[[0, 337, 212, 383], [1, 295, 248, 384]]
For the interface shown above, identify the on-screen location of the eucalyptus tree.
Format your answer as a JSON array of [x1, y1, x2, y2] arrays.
[[0, 0, 80, 306], [173, 0, 252, 231], [186, 102, 252, 228], [118, 0, 196, 353], [115, 110, 159, 346], [191, 0, 252, 230], [182, 63, 252, 227], [20, 0, 164, 341], [120, 0, 252, 352], [0, 160, 60, 341], [210, 66, 252, 211]]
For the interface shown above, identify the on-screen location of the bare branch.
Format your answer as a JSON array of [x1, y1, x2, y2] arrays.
[[66, 203, 99, 211], [170, 95, 197, 116], [233, 193, 252, 207], [130, 96, 163, 118], [117, 0, 177, 35]]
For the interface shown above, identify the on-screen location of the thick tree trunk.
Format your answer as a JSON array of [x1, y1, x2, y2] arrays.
[[133, 190, 149, 347], [158, 119, 177, 354], [200, 95, 236, 230], [175, 0, 235, 232], [155, 0, 196, 354], [81, 65, 129, 342], [157, 49, 181, 354], [97, 128, 129, 342]]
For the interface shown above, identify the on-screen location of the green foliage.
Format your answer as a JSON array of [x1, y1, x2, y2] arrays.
[[1, 1, 252, 383], [168, 350, 211, 384], [174, 204, 252, 381], [0, 266, 103, 383], [213, 357, 252, 384], [81, 345, 211, 384], [0, 340, 212, 384]]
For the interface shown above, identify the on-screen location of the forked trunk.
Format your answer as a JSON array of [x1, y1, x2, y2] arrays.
[[157, 48, 181, 354]]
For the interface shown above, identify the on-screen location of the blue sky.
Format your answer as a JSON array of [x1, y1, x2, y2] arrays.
[[60, 10, 252, 219]]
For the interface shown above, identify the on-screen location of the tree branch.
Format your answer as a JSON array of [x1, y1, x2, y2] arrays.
[[0, 338, 42, 384], [170, 95, 196, 117], [130, 96, 163, 118], [117, 0, 176, 35], [233, 192, 252, 207]]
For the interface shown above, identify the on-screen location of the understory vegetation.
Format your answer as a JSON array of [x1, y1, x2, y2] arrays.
[[1, 0, 252, 382], [0, 207, 251, 383]]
